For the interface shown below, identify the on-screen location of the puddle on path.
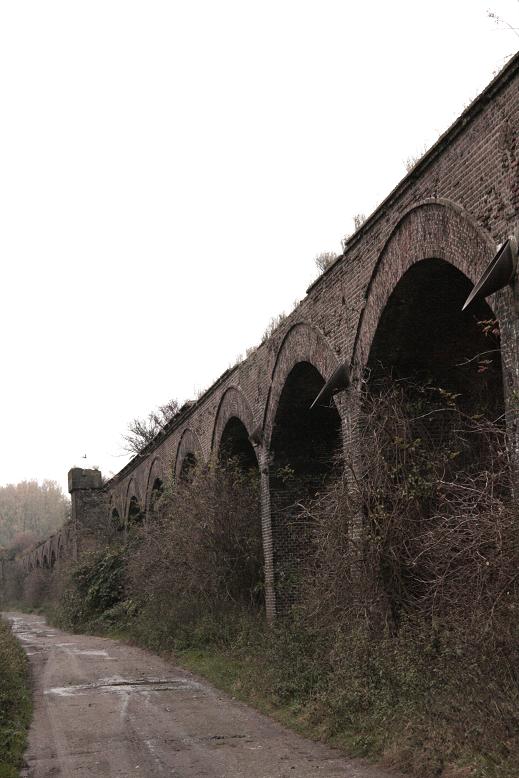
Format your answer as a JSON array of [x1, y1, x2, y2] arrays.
[[45, 676, 205, 698], [53, 646, 112, 657]]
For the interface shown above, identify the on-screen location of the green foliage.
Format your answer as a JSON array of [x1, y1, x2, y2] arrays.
[[0, 619, 31, 778], [57, 548, 126, 630]]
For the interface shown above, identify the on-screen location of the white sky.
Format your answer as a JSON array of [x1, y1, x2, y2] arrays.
[[1, 1, 518, 494]]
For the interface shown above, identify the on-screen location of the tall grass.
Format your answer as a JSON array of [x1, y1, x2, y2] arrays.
[[0, 618, 31, 778]]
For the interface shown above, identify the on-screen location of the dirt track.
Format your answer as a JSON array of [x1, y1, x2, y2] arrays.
[[5, 611, 398, 778]]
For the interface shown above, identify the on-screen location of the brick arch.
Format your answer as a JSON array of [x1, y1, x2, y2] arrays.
[[108, 491, 124, 522], [144, 456, 166, 512], [263, 321, 340, 450], [353, 199, 498, 374], [107, 492, 123, 533], [211, 386, 255, 457], [174, 428, 204, 480], [124, 477, 143, 519]]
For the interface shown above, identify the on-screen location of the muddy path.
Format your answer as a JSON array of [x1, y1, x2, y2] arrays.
[[4, 611, 399, 777]]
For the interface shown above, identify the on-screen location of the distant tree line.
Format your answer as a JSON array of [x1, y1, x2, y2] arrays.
[[0, 480, 70, 556]]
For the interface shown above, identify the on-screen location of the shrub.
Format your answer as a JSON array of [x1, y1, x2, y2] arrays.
[[56, 548, 126, 630], [284, 379, 519, 774], [126, 459, 263, 649]]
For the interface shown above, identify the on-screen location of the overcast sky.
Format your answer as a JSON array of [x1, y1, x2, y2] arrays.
[[0, 0, 518, 494]]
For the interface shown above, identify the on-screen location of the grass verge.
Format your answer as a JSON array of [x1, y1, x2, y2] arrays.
[[0, 617, 31, 778], [45, 598, 519, 778]]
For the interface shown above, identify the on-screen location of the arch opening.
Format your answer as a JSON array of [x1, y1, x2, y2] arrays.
[[127, 496, 144, 526], [367, 258, 503, 417], [269, 361, 342, 611], [364, 258, 505, 626], [217, 416, 262, 608], [219, 417, 258, 472], [111, 507, 123, 533], [149, 477, 164, 517], [179, 453, 198, 483]]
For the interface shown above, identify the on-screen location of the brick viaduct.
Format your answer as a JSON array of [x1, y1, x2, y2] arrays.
[[10, 52, 519, 619]]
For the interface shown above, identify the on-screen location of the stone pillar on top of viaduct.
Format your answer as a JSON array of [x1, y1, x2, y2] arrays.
[[68, 467, 106, 557]]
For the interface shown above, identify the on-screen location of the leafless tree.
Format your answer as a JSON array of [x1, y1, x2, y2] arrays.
[[314, 251, 338, 274], [122, 399, 180, 455]]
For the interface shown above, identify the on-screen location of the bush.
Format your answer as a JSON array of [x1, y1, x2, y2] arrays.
[[126, 459, 263, 649], [283, 380, 519, 774], [55, 548, 126, 631], [44, 460, 263, 646]]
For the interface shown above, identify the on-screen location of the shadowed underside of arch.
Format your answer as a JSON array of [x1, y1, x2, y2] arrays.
[[127, 495, 144, 525], [212, 387, 255, 457], [354, 200, 499, 374], [124, 478, 141, 514], [269, 360, 343, 613], [145, 457, 166, 513], [259, 323, 347, 613], [219, 417, 258, 471], [175, 429, 204, 481], [367, 257, 503, 417], [263, 322, 341, 449]]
